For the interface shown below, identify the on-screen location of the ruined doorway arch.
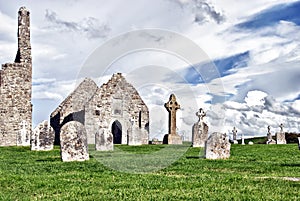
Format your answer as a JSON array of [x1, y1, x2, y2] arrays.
[[112, 120, 122, 144]]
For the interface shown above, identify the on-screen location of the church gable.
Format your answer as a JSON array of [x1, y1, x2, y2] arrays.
[[50, 78, 98, 144], [85, 73, 149, 145]]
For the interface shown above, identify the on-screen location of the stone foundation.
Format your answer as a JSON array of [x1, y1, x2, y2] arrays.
[[163, 134, 182, 145]]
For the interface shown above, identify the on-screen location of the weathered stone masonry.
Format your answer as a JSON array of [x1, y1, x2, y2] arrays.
[[0, 7, 32, 146], [51, 73, 149, 145], [86, 73, 149, 145], [50, 78, 98, 145]]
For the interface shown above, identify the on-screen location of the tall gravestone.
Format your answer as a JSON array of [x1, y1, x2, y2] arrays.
[[267, 126, 272, 141], [266, 125, 276, 144], [276, 123, 286, 144], [232, 127, 238, 144], [298, 137, 300, 150], [60, 121, 89, 162], [163, 94, 182, 144], [31, 120, 55, 151], [192, 108, 209, 147], [205, 132, 231, 159], [95, 124, 113, 151], [127, 126, 143, 146], [241, 133, 245, 145], [17, 120, 31, 146]]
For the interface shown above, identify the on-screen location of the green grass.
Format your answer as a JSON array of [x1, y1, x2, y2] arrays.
[[0, 144, 300, 200]]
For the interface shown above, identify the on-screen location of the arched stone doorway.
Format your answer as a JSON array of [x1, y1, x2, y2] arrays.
[[112, 120, 122, 144]]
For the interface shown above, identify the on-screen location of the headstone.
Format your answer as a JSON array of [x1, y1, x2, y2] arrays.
[[95, 127, 113, 151], [298, 137, 300, 150], [266, 125, 276, 144], [232, 127, 237, 140], [267, 125, 272, 140], [241, 134, 245, 145], [17, 120, 31, 146], [232, 127, 238, 144], [248, 141, 254, 145], [192, 108, 209, 147], [276, 123, 286, 144], [163, 94, 182, 144], [60, 121, 89, 162], [205, 132, 231, 160], [127, 126, 143, 146], [31, 120, 54, 151]]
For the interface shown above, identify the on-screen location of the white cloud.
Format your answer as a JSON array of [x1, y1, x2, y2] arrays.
[[292, 100, 300, 113], [245, 90, 268, 107], [219, 90, 300, 138]]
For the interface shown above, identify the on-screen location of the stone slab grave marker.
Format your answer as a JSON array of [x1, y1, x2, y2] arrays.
[[241, 133, 245, 145], [298, 137, 300, 150], [127, 125, 143, 146], [267, 125, 272, 140], [95, 121, 113, 151], [192, 108, 209, 147], [232, 127, 238, 144], [17, 120, 30, 146], [205, 132, 231, 159], [266, 125, 276, 144], [60, 121, 89, 162], [163, 94, 182, 144], [31, 120, 55, 151], [276, 123, 286, 144]]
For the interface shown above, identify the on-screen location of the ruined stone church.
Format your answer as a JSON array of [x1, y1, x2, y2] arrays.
[[0, 7, 32, 146], [50, 73, 149, 145]]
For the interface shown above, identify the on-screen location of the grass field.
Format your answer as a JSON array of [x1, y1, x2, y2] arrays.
[[0, 144, 300, 200]]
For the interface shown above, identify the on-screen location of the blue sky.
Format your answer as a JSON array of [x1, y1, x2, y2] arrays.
[[0, 0, 299, 140], [237, 1, 300, 29]]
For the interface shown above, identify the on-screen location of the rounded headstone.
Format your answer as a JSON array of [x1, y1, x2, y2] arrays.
[[205, 132, 231, 160], [95, 128, 113, 151], [60, 121, 89, 162], [31, 120, 54, 151]]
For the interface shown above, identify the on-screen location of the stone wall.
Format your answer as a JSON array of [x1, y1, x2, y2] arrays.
[[0, 7, 32, 146]]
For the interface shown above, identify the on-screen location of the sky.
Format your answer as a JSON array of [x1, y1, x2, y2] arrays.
[[0, 0, 299, 140]]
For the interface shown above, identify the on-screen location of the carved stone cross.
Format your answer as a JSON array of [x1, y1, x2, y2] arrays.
[[232, 127, 237, 140], [279, 123, 284, 132], [267, 125, 271, 133], [196, 108, 206, 122], [20, 120, 28, 131], [165, 94, 180, 135]]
